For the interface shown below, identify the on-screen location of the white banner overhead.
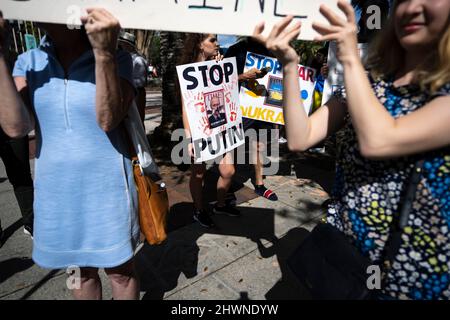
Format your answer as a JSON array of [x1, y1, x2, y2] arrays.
[[0, 0, 345, 41]]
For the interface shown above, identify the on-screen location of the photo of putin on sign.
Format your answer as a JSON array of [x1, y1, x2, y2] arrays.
[[206, 92, 227, 129]]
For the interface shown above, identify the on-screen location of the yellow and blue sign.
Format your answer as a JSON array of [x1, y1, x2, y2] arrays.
[[239, 52, 316, 125]]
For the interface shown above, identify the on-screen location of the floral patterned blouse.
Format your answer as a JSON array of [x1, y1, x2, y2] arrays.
[[327, 76, 450, 300]]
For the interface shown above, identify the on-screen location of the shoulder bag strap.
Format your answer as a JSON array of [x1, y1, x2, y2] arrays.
[[383, 159, 425, 269]]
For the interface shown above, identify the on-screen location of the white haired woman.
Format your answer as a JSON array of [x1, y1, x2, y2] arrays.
[[0, 9, 140, 299]]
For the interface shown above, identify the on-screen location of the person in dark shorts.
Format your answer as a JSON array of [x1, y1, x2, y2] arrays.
[[0, 127, 34, 243], [0, 39, 34, 244], [225, 38, 278, 201]]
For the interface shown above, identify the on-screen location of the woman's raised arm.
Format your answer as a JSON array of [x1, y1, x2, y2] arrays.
[[252, 17, 347, 151], [0, 13, 34, 138], [313, 0, 450, 159]]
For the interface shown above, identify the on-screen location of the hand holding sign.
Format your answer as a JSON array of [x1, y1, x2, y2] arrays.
[[252, 16, 302, 67], [241, 68, 262, 81], [214, 52, 224, 63], [312, 0, 359, 65], [81, 8, 121, 57]]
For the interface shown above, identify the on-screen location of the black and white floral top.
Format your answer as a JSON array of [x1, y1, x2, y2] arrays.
[[328, 76, 450, 300]]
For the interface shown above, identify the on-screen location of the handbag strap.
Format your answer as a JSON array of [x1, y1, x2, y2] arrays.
[[383, 159, 425, 269], [122, 120, 165, 185]]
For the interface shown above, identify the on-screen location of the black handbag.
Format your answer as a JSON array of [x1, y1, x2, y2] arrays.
[[287, 160, 424, 300]]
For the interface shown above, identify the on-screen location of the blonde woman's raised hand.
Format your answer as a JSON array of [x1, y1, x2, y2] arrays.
[[81, 8, 121, 57], [312, 0, 359, 65], [252, 15, 301, 67]]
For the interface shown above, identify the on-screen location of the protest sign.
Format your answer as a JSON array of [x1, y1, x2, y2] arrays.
[[177, 57, 244, 162], [0, 0, 346, 41], [239, 52, 316, 125], [322, 41, 368, 105]]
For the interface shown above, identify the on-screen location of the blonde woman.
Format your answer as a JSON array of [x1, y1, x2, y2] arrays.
[[253, 0, 450, 299]]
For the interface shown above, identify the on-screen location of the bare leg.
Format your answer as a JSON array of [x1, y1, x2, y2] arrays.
[[253, 140, 265, 186], [72, 267, 102, 300], [252, 138, 278, 200], [190, 163, 206, 210], [217, 153, 235, 206], [105, 259, 140, 300]]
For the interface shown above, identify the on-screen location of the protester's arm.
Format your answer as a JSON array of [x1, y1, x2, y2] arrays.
[[0, 15, 34, 138], [81, 8, 134, 132], [94, 54, 134, 132], [252, 17, 347, 151], [313, 0, 450, 159], [0, 58, 34, 138], [341, 58, 450, 159], [238, 68, 262, 82]]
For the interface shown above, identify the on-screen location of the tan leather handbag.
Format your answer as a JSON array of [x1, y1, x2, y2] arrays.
[[124, 101, 169, 245], [131, 157, 169, 245]]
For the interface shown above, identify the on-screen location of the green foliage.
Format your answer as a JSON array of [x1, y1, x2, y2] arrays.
[[292, 40, 327, 66], [8, 21, 42, 55], [149, 33, 161, 69]]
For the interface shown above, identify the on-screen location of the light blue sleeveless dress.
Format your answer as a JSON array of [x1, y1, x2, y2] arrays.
[[13, 37, 140, 269]]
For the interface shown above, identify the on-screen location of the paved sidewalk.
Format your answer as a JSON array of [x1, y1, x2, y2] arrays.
[[0, 98, 336, 300]]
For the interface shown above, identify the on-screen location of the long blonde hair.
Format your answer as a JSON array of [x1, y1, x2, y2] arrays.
[[366, 0, 450, 93]]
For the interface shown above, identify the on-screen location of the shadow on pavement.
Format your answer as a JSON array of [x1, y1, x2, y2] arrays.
[[272, 149, 335, 196], [136, 205, 275, 300], [136, 203, 316, 300], [0, 219, 24, 246], [134, 141, 334, 300], [0, 257, 34, 284], [19, 269, 60, 300], [255, 227, 313, 300]]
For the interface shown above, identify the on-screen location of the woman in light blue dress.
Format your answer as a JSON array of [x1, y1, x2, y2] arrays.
[[0, 9, 140, 299]]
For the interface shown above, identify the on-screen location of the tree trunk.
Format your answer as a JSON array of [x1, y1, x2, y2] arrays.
[[134, 30, 154, 59], [153, 31, 186, 144]]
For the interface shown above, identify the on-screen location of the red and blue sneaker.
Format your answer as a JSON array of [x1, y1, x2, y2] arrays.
[[255, 185, 278, 201]]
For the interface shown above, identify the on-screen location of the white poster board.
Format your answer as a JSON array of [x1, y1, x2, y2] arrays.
[[177, 57, 244, 162], [239, 52, 316, 125], [0, 0, 346, 41], [322, 41, 368, 105]]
